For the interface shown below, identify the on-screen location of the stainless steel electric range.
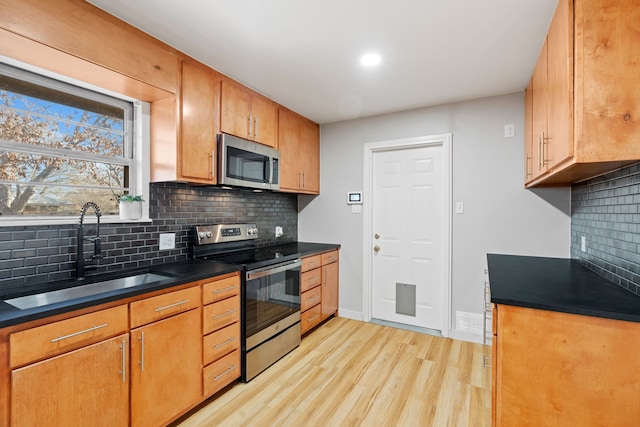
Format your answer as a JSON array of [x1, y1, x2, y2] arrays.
[[191, 223, 301, 382]]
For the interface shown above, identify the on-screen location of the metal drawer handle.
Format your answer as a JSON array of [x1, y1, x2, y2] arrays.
[[307, 315, 319, 322], [305, 295, 319, 303], [214, 309, 237, 320], [120, 338, 127, 383], [213, 286, 236, 294], [155, 299, 190, 312], [214, 336, 238, 349], [51, 323, 108, 343], [214, 365, 237, 381]]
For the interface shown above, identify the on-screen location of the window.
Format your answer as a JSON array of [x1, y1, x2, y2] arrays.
[[0, 61, 148, 223]]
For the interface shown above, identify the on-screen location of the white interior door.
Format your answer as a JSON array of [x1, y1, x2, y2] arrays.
[[369, 139, 448, 332]]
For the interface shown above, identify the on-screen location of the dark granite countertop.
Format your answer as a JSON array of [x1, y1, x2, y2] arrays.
[[0, 242, 340, 329], [487, 253, 640, 323]]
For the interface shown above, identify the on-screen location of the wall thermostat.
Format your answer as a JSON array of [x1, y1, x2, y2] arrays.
[[347, 191, 362, 204]]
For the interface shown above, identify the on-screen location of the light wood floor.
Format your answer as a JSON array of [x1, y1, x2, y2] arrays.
[[176, 317, 491, 427]]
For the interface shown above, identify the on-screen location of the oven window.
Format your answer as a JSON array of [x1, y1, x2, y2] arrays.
[[227, 146, 269, 183], [245, 266, 300, 338]]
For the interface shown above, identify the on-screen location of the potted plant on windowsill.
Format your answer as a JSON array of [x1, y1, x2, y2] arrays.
[[118, 194, 144, 220]]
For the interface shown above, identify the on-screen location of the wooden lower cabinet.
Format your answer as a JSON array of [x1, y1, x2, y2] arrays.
[[11, 334, 129, 426], [493, 304, 640, 426], [130, 308, 202, 427], [300, 250, 340, 335]]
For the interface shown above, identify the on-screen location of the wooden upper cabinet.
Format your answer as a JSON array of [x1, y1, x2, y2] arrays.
[[0, 0, 178, 94], [278, 107, 320, 194], [526, 0, 640, 187], [221, 78, 277, 147], [151, 56, 220, 183], [179, 57, 220, 183]]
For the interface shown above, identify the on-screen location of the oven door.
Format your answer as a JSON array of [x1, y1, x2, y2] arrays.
[[244, 259, 301, 349]]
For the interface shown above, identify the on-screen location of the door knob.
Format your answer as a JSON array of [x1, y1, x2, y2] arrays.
[[373, 245, 380, 253], [374, 233, 380, 239]]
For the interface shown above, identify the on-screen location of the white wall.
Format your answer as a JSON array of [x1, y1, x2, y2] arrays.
[[298, 92, 571, 342]]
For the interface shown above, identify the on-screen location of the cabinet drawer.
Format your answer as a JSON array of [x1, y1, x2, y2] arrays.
[[130, 286, 200, 328], [10, 305, 128, 368], [203, 322, 240, 365], [321, 250, 338, 265], [203, 349, 240, 397], [202, 274, 240, 305], [203, 295, 240, 335], [301, 255, 322, 272], [301, 304, 322, 335], [301, 286, 322, 312], [301, 268, 321, 293]]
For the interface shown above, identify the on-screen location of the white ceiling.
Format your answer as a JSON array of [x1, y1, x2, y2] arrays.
[[87, 0, 558, 124]]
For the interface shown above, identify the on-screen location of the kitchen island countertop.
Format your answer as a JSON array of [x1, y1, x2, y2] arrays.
[[487, 253, 640, 323]]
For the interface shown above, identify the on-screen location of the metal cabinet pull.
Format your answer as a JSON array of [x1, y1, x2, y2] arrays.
[[213, 286, 236, 294], [305, 295, 319, 304], [50, 323, 108, 343], [307, 315, 319, 322], [214, 365, 237, 381], [247, 116, 252, 139], [537, 135, 542, 170], [213, 336, 238, 349], [154, 299, 189, 312], [120, 338, 127, 382], [254, 117, 259, 140], [214, 309, 238, 320], [139, 332, 145, 372]]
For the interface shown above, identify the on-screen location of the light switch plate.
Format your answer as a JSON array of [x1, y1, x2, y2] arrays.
[[159, 233, 175, 250]]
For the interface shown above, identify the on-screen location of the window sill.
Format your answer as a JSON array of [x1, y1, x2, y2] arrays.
[[0, 215, 152, 227]]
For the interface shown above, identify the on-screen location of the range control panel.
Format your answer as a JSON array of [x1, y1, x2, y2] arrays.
[[194, 223, 258, 245]]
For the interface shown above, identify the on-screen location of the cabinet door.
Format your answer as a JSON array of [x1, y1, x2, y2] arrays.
[[11, 334, 129, 426], [546, 0, 573, 168], [221, 80, 252, 140], [180, 58, 219, 183], [300, 118, 320, 193], [277, 108, 305, 191], [130, 309, 201, 427], [524, 79, 534, 182], [321, 262, 338, 320], [531, 39, 548, 179], [251, 95, 277, 147]]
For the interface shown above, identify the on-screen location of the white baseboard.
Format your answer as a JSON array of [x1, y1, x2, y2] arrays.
[[337, 309, 363, 321]]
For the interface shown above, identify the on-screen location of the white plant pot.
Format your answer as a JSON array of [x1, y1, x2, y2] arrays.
[[119, 201, 142, 220]]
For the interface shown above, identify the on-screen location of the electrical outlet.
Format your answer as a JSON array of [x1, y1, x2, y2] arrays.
[[581, 236, 586, 252], [504, 124, 515, 138], [159, 233, 175, 250], [275, 226, 283, 238]]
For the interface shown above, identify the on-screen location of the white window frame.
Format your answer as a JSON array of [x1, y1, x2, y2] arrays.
[[0, 56, 150, 226]]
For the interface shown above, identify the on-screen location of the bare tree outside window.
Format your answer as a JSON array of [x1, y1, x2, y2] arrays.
[[0, 63, 135, 217]]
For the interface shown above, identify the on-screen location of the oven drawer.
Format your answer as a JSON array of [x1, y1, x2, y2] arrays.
[[10, 305, 128, 368], [203, 349, 240, 397], [130, 286, 200, 328], [202, 274, 240, 305], [203, 295, 240, 334], [301, 304, 322, 334], [321, 250, 338, 265], [203, 321, 240, 365], [301, 268, 321, 293], [301, 286, 322, 312], [301, 255, 322, 272]]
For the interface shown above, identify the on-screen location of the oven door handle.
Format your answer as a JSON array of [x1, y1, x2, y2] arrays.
[[246, 259, 302, 280]]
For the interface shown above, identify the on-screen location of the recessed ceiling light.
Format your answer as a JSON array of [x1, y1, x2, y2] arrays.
[[360, 53, 381, 67]]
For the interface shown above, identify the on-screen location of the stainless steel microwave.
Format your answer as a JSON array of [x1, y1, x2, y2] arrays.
[[217, 133, 280, 191]]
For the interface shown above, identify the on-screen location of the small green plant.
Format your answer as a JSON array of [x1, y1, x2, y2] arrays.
[[118, 194, 144, 203]]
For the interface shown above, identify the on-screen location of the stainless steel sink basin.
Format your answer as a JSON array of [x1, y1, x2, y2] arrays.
[[4, 273, 173, 310]]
